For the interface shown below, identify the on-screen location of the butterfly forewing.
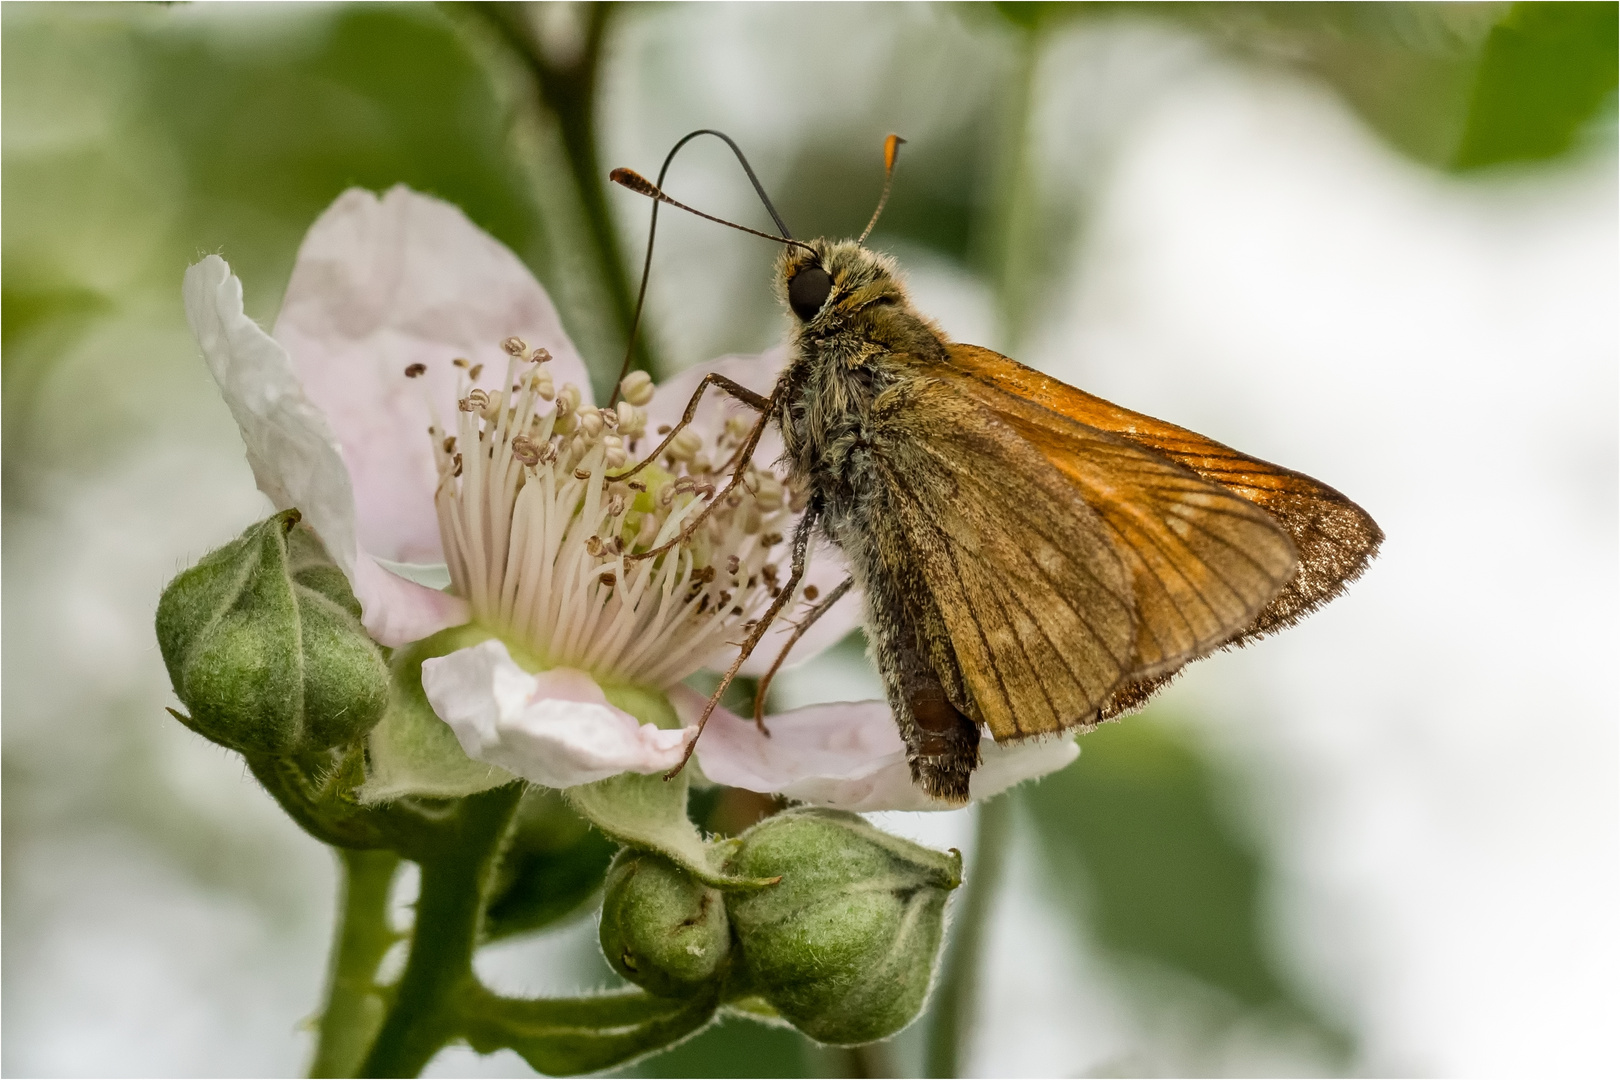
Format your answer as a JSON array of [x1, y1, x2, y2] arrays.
[[946, 344, 1382, 641]]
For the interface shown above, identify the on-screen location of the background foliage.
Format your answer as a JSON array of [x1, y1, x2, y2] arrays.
[[4, 3, 1614, 1077]]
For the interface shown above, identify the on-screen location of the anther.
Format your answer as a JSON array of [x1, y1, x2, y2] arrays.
[[502, 336, 527, 357], [442, 436, 457, 453], [511, 435, 541, 466], [619, 370, 655, 406], [598, 571, 617, 588], [803, 585, 820, 601], [657, 424, 672, 435], [726, 555, 741, 575], [586, 536, 606, 557], [628, 480, 647, 492], [469, 363, 484, 381], [761, 532, 783, 547], [574, 468, 592, 481], [531, 347, 552, 364], [404, 362, 427, 378]]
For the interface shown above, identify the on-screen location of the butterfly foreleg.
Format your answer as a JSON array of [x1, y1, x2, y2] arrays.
[[610, 372, 773, 484], [751, 575, 855, 731]]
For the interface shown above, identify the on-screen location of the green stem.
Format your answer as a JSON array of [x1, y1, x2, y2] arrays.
[[310, 849, 401, 1078], [925, 794, 1015, 1078], [358, 785, 524, 1078], [472, 1, 653, 386]]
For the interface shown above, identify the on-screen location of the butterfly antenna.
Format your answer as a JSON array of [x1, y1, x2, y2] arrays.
[[857, 134, 906, 245], [609, 130, 796, 406]]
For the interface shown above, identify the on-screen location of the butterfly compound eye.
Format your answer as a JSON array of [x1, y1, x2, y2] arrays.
[[788, 266, 832, 322]]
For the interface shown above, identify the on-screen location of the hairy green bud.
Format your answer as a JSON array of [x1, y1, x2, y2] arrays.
[[724, 808, 961, 1046], [156, 510, 389, 755], [598, 849, 732, 999]]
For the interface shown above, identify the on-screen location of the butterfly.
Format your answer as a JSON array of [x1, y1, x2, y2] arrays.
[[610, 132, 1381, 803]]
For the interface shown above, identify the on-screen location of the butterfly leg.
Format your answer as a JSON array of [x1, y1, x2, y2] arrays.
[[664, 504, 821, 777], [751, 575, 855, 732], [625, 391, 777, 563], [609, 373, 772, 484]]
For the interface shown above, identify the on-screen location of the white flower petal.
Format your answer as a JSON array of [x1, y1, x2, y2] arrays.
[[273, 185, 593, 568], [651, 351, 863, 673], [184, 255, 469, 647], [422, 640, 694, 789], [678, 686, 1079, 811]]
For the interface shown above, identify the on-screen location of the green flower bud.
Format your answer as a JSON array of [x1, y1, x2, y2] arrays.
[[599, 849, 732, 999], [156, 510, 389, 755], [724, 808, 961, 1046]]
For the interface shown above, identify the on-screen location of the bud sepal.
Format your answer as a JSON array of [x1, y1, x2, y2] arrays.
[[723, 808, 961, 1046], [157, 509, 389, 755]]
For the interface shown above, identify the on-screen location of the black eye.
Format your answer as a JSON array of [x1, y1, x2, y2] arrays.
[[788, 266, 832, 322]]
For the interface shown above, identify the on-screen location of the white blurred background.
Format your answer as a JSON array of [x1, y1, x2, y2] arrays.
[[5, 4, 1615, 1077]]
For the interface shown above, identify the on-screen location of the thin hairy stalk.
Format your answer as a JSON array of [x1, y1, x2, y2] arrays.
[[358, 785, 524, 1078], [309, 849, 401, 1078]]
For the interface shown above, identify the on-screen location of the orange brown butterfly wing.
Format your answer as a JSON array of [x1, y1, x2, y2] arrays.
[[944, 344, 1382, 644], [864, 375, 1141, 739], [913, 351, 1298, 690]]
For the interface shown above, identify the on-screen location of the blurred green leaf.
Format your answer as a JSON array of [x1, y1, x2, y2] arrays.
[[1023, 716, 1342, 1049], [617, 1013, 813, 1079], [483, 788, 617, 942], [1454, 2, 1619, 168]]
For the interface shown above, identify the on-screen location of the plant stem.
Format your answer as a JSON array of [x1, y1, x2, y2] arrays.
[[358, 785, 524, 1078], [472, 1, 653, 384], [310, 849, 401, 1078], [924, 794, 1015, 1078]]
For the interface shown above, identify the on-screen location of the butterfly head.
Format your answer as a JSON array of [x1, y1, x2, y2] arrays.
[[778, 239, 916, 338]]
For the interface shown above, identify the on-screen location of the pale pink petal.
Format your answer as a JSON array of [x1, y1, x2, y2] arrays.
[[422, 640, 694, 789], [650, 351, 863, 672], [645, 348, 788, 465], [677, 686, 1079, 811], [183, 255, 469, 646], [273, 185, 593, 569]]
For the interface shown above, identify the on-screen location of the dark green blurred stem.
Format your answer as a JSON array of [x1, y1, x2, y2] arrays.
[[359, 786, 524, 1078], [988, 26, 1042, 353], [925, 794, 1014, 1078], [310, 849, 401, 1078], [472, 1, 654, 382]]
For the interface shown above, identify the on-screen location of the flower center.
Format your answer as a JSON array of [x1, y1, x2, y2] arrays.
[[426, 340, 802, 688]]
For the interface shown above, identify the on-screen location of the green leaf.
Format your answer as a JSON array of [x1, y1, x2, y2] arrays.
[[482, 788, 617, 942], [458, 986, 719, 1077], [1454, 2, 1620, 168], [1022, 716, 1349, 1057]]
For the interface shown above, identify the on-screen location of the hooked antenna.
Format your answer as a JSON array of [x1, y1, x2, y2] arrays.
[[857, 134, 906, 245], [612, 169, 817, 256], [609, 129, 799, 406]]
